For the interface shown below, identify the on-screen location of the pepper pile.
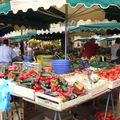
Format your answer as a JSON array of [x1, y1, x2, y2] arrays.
[[98, 65, 120, 80], [0, 66, 19, 80], [15, 68, 87, 101], [0, 65, 87, 101]]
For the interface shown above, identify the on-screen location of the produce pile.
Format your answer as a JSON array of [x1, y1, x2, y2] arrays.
[[16, 68, 87, 101], [1, 64, 120, 102], [98, 65, 120, 81], [94, 111, 119, 120], [0, 66, 87, 101]]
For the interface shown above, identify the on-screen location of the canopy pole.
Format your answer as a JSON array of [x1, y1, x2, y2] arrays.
[[65, 4, 68, 59]]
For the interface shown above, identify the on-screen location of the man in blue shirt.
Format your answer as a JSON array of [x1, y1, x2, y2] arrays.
[[0, 39, 18, 66]]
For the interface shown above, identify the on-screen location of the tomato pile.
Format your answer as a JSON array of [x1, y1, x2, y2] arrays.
[[94, 111, 119, 120], [98, 65, 120, 80]]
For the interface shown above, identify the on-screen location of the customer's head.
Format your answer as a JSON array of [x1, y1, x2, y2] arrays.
[[91, 38, 96, 43], [2, 39, 9, 46], [115, 38, 120, 44]]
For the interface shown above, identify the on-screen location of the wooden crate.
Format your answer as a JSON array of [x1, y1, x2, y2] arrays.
[[13, 62, 42, 71], [89, 83, 109, 98], [12, 62, 23, 71], [8, 82, 35, 100], [108, 79, 120, 89], [35, 92, 92, 111], [23, 62, 42, 71]]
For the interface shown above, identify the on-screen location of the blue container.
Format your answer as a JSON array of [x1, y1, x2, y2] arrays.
[[52, 59, 71, 74], [23, 55, 33, 62]]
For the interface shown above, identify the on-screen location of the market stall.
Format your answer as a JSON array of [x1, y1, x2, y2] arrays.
[[0, 0, 120, 120]]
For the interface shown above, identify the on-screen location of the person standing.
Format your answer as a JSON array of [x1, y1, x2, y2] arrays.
[[13, 43, 21, 56], [111, 38, 120, 62], [82, 38, 100, 59], [0, 39, 18, 66]]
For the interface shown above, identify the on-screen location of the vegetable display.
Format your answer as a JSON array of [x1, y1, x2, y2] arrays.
[[98, 65, 120, 80]]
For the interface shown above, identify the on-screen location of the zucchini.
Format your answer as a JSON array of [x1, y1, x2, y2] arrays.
[[42, 73, 51, 77], [61, 85, 67, 92], [12, 71, 20, 76], [40, 84, 47, 90], [39, 80, 46, 86], [59, 78, 68, 86]]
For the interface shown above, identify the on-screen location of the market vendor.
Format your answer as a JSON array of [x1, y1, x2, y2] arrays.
[[0, 39, 22, 66], [111, 38, 120, 62], [81, 38, 100, 59]]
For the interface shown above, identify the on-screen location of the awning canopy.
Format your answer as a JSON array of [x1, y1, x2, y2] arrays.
[[0, 24, 13, 36], [9, 31, 37, 40], [104, 6, 120, 22], [73, 37, 117, 42], [69, 22, 120, 32], [67, 0, 120, 8], [31, 32, 65, 41], [0, 7, 65, 30], [8, 0, 120, 14]]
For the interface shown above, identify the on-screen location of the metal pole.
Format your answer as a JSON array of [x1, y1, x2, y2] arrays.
[[65, 4, 68, 59], [103, 93, 110, 120]]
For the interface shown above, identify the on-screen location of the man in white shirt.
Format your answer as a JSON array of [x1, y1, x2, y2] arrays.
[[13, 43, 21, 56], [0, 39, 17, 66], [111, 38, 120, 61]]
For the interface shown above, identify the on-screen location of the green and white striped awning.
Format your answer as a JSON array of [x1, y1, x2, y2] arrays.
[[0, 0, 120, 14], [69, 22, 120, 32]]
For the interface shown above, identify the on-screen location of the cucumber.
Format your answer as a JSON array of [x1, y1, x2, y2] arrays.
[[59, 78, 68, 86], [16, 80, 23, 82], [39, 80, 46, 87], [61, 85, 67, 92], [12, 71, 20, 76], [42, 73, 51, 77], [40, 84, 47, 90], [21, 79, 32, 83]]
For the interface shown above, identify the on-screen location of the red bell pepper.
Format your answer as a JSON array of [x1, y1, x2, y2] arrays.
[[7, 66, 16, 71], [59, 86, 72, 97], [33, 83, 42, 91], [0, 67, 6, 78], [0, 73, 5, 78], [18, 74, 28, 80], [27, 69, 35, 76], [8, 72, 15, 79], [73, 88, 86, 95], [51, 80, 59, 91], [34, 73, 41, 83]]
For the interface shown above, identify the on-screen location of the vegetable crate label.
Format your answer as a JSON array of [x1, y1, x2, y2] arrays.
[[35, 92, 62, 111], [108, 79, 120, 89]]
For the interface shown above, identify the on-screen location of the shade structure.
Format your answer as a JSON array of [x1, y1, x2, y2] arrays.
[[0, 24, 13, 36], [104, 6, 120, 22], [0, 7, 65, 30], [31, 32, 65, 41], [2, 0, 119, 14], [9, 31, 37, 41], [69, 22, 120, 32], [0, 0, 11, 13]]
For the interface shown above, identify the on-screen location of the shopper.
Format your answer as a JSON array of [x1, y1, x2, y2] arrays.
[[0, 39, 21, 66], [111, 38, 120, 62], [81, 38, 100, 59], [13, 43, 21, 56], [26, 43, 33, 56]]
